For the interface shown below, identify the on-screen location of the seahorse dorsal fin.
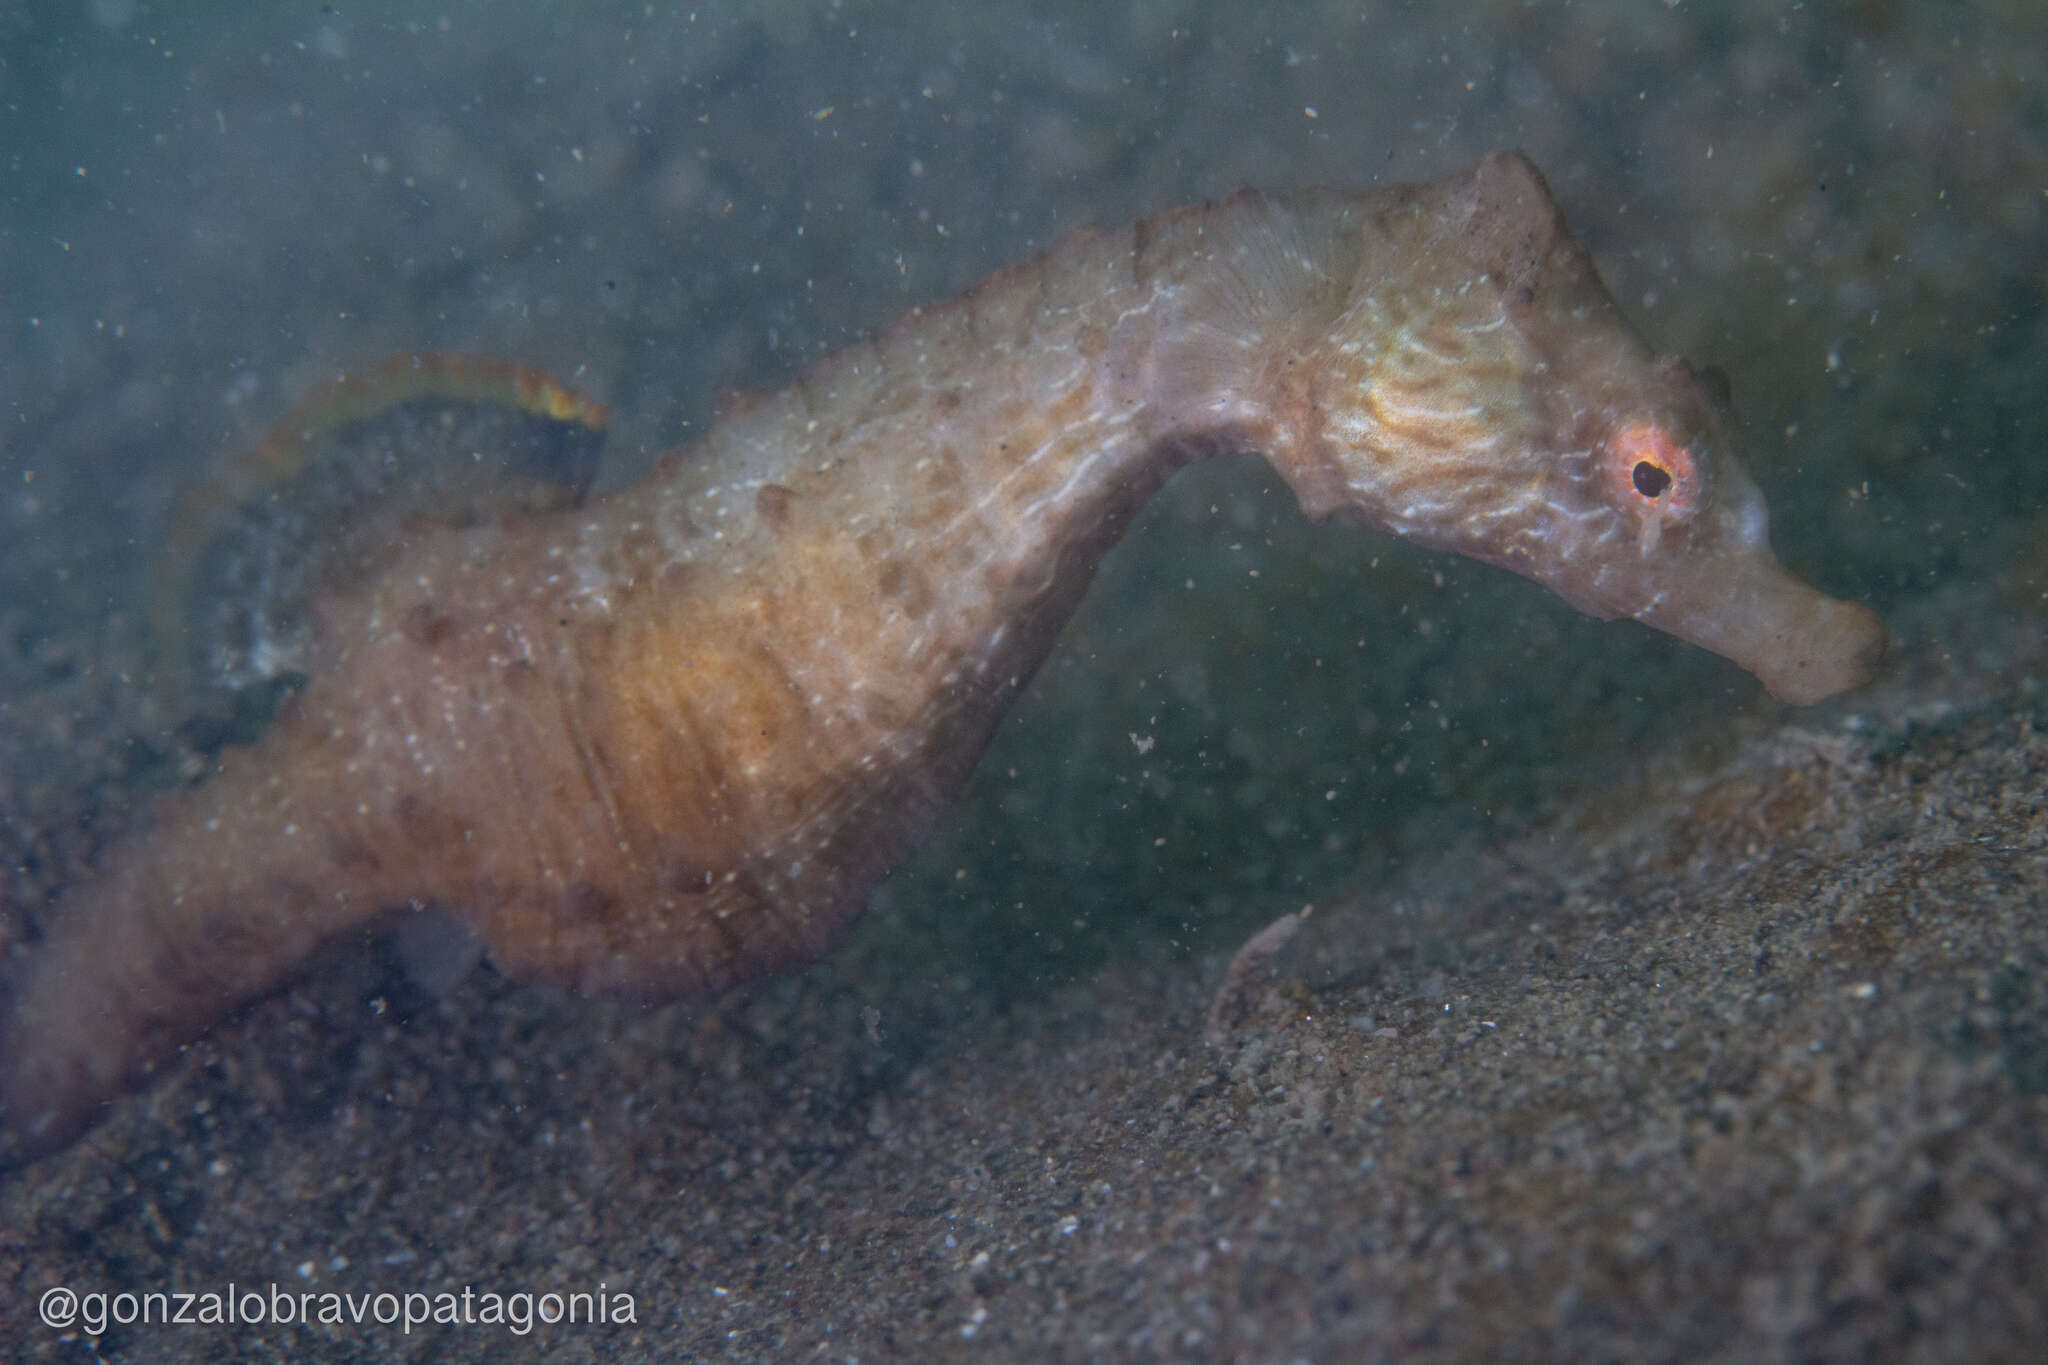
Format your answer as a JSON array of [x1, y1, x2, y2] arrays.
[[151, 351, 609, 700]]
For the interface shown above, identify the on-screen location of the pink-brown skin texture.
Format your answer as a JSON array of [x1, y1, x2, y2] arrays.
[[0, 153, 1885, 1160]]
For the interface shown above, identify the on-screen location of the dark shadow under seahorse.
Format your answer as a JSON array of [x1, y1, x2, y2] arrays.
[[0, 154, 1885, 1161]]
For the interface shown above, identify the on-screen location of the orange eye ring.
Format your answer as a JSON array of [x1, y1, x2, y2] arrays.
[[1604, 423, 1697, 517]]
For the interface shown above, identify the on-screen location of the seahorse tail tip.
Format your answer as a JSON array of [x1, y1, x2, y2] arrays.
[[0, 940, 145, 1169], [0, 982, 81, 1170]]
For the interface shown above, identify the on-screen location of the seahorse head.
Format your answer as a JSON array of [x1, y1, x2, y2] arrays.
[[1290, 152, 1885, 704]]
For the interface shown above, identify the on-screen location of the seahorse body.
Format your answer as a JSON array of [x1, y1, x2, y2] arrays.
[[0, 154, 1884, 1158]]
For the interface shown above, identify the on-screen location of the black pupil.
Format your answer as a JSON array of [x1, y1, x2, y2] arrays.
[[1632, 461, 1672, 498]]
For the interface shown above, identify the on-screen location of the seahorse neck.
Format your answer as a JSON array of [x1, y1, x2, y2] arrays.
[[571, 190, 1365, 633]]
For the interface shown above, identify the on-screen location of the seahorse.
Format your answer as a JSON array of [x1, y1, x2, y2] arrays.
[[0, 153, 1885, 1160]]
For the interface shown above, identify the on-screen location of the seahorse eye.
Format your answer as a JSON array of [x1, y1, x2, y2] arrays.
[[1632, 460, 1673, 499], [1604, 422, 1696, 519]]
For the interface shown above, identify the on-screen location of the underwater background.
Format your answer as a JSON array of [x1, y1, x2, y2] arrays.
[[2, 2, 2044, 1359]]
